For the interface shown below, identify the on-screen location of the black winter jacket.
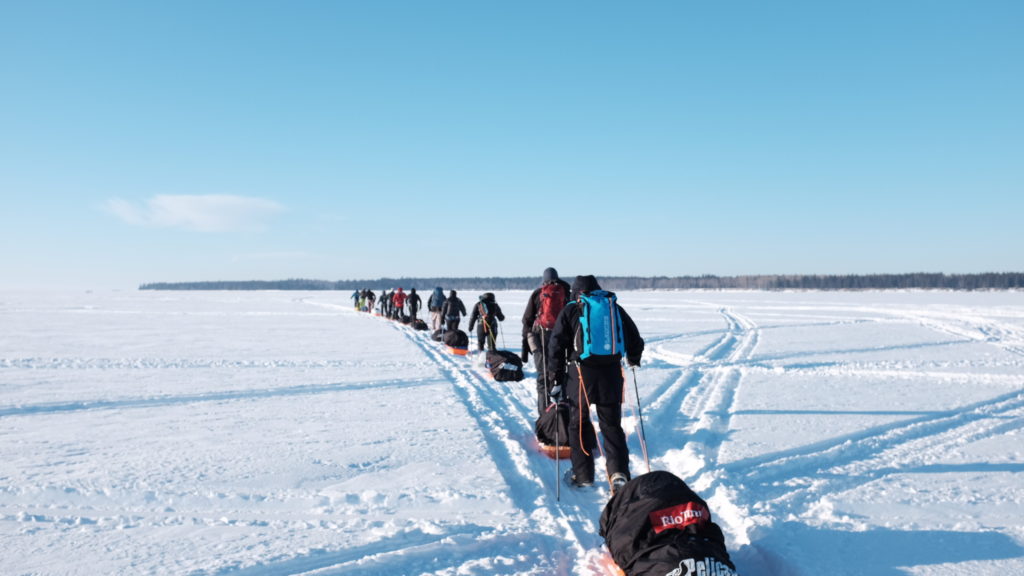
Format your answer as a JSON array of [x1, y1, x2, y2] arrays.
[[546, 293, 643, 405], [547, 295, 643, 365], [467, 294, 505, 332], [441, 295, 466, 319], [407, 291, 422, 314]]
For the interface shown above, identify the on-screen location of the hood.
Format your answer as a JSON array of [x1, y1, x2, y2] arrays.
[[571, 275, 601, 299]]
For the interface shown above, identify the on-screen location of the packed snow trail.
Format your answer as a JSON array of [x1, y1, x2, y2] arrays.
[[390, 320, 629, 575]]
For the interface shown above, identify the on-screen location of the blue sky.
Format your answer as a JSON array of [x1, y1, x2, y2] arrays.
[[2, 1, 1021, 289]]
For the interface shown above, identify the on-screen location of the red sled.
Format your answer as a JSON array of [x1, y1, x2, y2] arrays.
[[447, 346, 469, 356]]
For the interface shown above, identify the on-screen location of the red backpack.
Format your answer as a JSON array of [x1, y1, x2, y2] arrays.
[[535, 283, 567, 330]]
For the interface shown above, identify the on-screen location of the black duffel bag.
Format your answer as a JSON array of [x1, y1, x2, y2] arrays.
[[534, 401, 570, 446], [600, 471, 739, 576], [443, 329, 469, 349], [485, 349, 524, 382]]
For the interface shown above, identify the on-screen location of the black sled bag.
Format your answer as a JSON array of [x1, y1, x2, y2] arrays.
[[412, 319, 428, 330], [443, 329, 469, 349], [485, 350, 524, 382], [431, 329, 444, 342], [534, 401, 570, 445], [600, 471, 738, 576]]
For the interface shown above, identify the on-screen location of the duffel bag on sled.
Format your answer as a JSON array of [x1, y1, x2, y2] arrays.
[[485, 350, 524, 381], [600, 471, 739, 576], [443, 329, 470, 355], [535, 401, 571, 459]]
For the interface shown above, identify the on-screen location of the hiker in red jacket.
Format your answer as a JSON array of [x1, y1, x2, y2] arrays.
[[391, 288, 407, 320]]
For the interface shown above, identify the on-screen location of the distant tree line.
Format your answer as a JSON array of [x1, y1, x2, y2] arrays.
[[139, 272, 1024, 292]]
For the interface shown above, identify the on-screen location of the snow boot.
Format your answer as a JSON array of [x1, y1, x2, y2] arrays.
[[610, 472, 628, 496], [564, 469, 594, 488]]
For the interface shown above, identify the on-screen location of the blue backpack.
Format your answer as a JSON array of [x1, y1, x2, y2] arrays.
[[576, 290, 625, 364]]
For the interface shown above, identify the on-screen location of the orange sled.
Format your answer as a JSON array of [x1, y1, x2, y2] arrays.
[[538, 443, 571, 460]]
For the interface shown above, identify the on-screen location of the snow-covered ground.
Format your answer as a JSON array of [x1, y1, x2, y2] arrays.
[[2, 289, 1022, 575]]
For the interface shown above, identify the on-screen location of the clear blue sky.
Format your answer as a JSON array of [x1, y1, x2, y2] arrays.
[[2, 1, 1021, 289]]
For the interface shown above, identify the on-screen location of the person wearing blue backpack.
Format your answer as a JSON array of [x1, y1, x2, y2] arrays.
[[546, 275, 644, 491], [427, 287, 446, 332]]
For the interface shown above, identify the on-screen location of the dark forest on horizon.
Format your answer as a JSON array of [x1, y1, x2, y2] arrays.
[[140, 273, 1024, 292]]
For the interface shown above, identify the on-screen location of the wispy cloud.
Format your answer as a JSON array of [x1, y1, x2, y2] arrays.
[[231, 251, 320, 262], [105, 195, 284, 232]]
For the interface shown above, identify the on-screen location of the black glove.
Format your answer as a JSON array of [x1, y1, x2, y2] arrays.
[[627, 357, 641, 368]]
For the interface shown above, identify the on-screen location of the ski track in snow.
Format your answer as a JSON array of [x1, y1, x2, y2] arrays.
[[641, 301, 1024, 575], [390, 322, 617, 575]]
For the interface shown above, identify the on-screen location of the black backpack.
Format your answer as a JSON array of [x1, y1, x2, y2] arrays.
[[485, 350, 523, 381]]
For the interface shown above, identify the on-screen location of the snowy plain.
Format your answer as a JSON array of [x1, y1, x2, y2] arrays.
[[1, 288, 1022, 576]]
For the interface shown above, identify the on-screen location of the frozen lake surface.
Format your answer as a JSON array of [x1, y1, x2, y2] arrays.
[[2, 289, 1022, 575]]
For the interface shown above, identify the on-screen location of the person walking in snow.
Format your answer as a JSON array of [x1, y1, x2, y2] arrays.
[[364, 290, 376, 313], [350, 290, 361, 310], [391, 288, 407, 320], [467, 292, 505, 352], [521, 267, 572, 416], [406, 288, 422, 321], [441, 290, 467, 331], [427, 287, 446, 332], [547, 275, 644, 491]]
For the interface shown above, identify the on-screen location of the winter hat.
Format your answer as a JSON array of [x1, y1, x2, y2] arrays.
[[571, 275, 601, 299], [449, 290, 457, 298], [542, 267, 559, 284]]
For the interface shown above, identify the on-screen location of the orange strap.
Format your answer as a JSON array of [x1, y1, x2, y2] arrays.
[[577, 364, 592, 456]]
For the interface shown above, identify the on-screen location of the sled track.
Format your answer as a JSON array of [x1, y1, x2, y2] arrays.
[[728, 388, 1024, 516], [658, 308, 760, 475], [0, 379, 431, 419], [900, 309, 1024, 358], [391, 323, 620, 575]]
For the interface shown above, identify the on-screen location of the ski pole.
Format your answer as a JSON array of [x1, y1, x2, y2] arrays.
[[631, 366, 651, 473]]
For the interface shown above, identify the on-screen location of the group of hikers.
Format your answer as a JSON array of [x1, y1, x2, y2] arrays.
[[353, 287, 509, 352], [354, 269, 740, 575], [352, 287, 424, 322]]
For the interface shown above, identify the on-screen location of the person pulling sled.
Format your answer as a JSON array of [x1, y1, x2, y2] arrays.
[[468, 292, 505, 352], [522, 267, 571, 416], [547, 275, 644, 491], [441, 290, 466, 331]]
